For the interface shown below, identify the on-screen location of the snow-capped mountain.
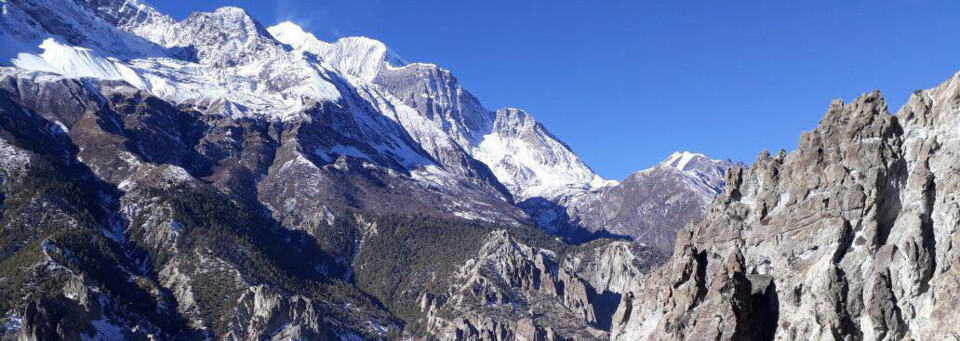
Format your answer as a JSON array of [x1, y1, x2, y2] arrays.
[[661, 151, 731, 194], [267, 20, 614, 203], [0, 1, 739, 339], [268, 21, 405, 83], [1, 0, 739, 247], [3, 0, 615, 204], [473, 108, 616, 201]]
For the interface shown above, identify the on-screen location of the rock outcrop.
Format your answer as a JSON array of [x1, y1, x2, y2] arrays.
[[422, 231, 663, 341], [613, 74, 960, 340]]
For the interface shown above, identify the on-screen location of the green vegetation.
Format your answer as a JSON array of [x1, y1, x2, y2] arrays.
[[351, 213, 570, 336], [130, 183, 393, 335], [0, 163, 104, 314]]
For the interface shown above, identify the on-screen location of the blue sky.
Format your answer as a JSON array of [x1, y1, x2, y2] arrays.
[[151, 0, 960, 179]]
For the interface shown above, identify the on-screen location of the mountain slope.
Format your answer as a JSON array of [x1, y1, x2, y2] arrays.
[[0, 72, 412, 339], [527, 151, 739, 247]]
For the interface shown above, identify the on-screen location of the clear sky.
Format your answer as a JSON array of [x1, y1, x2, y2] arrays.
[[150, 0, 960, 180]]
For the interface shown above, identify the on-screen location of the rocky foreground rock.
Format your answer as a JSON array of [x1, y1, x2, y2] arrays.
[[612, 74, 960, 340]]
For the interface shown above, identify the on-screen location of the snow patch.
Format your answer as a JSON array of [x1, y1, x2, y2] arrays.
[[268, 21, 405, 83], [328, 145, 370, 160], [664, 151, 707, 171], [81, 317, 125, 341], [14, 39, 148, 89], [9, 31, 343, 120]]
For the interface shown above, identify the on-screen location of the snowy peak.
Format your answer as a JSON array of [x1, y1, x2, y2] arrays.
[[267, 21, 404, 82], [211, 6, 247, 15], [90, 2, 285, 67], [83, 0, 177, 37], [545, 151, 739, 247], [374, 60, 492, 149], [265, 22, 595, 202], [268, 21, 330, 53], [4, 0, 623, 232], [173, 7, 284, 66], [325, 36, 405, 81], [473, 108, 613, 201], [3, 1, 349, 119], [656, 151, 739, 195], [662, 151, 710, 172]]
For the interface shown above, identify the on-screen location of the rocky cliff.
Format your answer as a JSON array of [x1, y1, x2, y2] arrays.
[[612, 75, 960, 340], [420, 230, 664, 341]]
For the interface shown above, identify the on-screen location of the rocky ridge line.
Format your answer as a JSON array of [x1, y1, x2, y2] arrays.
[[612, 74, 960, 340]]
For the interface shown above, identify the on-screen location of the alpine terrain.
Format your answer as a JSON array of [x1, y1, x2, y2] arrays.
[[0, 0, 956, 340]]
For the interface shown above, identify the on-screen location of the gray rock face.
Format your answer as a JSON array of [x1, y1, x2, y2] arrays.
[[568, 239, 668, 297], [613, 75, 960, 340], [421, 231, 664, 341], [421, 230, 597, 340], [375, 63, 492, 149], [226, 285, 394, 341]]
